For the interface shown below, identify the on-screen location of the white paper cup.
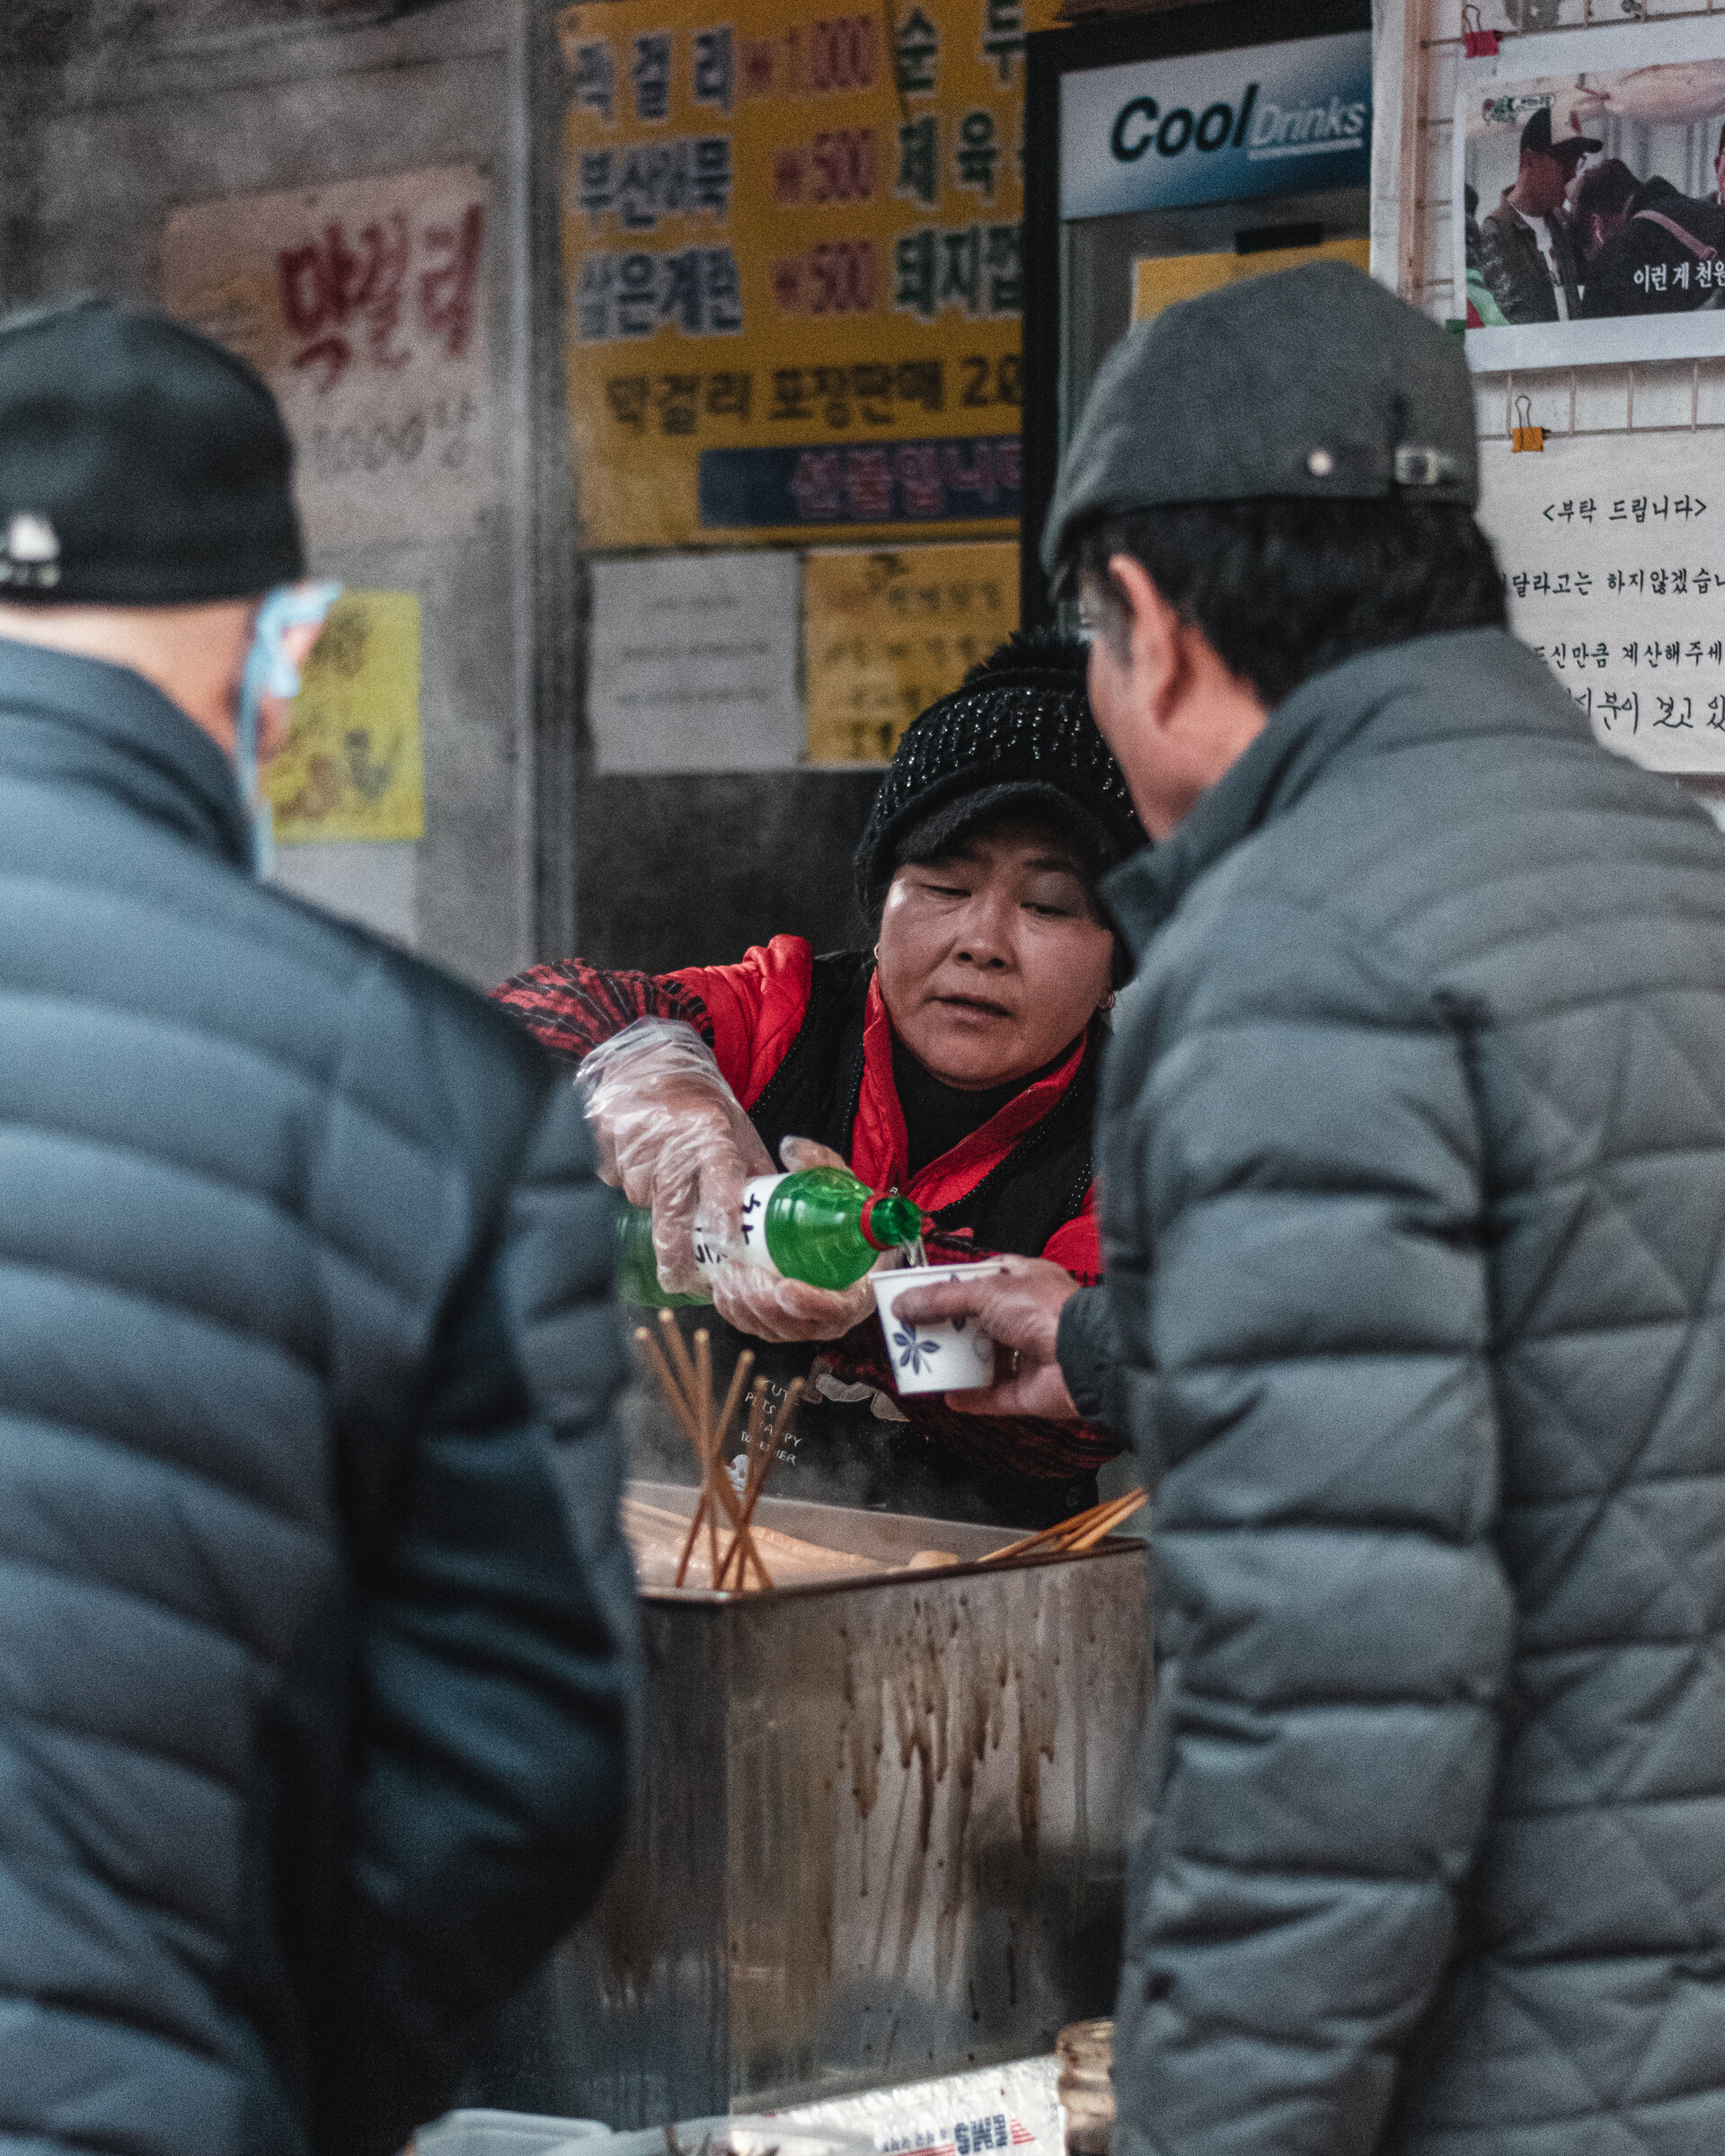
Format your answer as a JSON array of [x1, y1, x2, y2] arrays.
[[871, 1259, 1004, 1395]]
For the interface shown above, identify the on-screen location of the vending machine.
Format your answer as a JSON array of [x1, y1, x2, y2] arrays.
[[1022, 0, 1373, 623]]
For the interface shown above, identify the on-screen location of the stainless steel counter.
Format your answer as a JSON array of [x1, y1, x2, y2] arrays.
[[469, 1485, 1150, 2128]]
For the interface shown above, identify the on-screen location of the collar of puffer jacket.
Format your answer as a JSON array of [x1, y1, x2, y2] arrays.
[[1102, 627, 1573, 957], [0, 633, 253, 868]]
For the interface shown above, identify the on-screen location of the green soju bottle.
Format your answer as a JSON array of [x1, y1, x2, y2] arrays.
[[615, 1201, 713, 1308], [725, 1167, 926, 1291]]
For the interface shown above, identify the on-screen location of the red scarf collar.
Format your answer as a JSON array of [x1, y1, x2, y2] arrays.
[[848, 970, 1091, 1213]]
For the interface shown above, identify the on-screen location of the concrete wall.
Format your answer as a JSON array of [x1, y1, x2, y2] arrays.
[[1, 0, 887, 990], [4, 0, 551, 989]]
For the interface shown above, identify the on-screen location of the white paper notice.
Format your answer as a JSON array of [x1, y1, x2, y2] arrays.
[[589, 551, 803, 773], [162, 165, 494, 550], [1478, 434, 1725, 774]]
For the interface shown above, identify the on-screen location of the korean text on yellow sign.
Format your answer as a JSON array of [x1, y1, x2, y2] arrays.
[[805, 542, 1018, 764], [561, 0, 1055, 550], [267, 590, 425, 844]]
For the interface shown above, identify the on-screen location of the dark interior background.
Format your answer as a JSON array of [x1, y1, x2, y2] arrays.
[[572, 769, 883, 974]]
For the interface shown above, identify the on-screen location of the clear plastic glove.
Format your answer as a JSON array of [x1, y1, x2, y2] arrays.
[[575, 1017, 774, 1294], [708, 1135, 885, 1344]]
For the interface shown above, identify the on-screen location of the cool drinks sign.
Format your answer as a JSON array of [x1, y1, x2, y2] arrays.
[[1058, 31, 1372, 220]]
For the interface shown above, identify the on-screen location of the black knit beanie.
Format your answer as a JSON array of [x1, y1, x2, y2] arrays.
[[853, 630, 1146, 910]]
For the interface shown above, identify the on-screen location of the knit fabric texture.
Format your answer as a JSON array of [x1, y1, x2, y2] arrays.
[[852, 631, 1145, 906]]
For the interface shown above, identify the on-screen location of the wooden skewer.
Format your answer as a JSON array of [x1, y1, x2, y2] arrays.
[[1046, 1489, 1145, 1552], [696, 1360, 774, 1593], [635, 1324, 709, 1459], [693, 1329, 721, 1582], [634, 1323, 713, 1587], [655, 1313, 750, 1533], [716, 1375, 801, 1589], [673, 1489, 706, 1589], [637, 1322, 748, 1586], [702, 1348, 759, 1589], [715, 1381, 767, 1592], [1053, 1487, 1139, 1541], [636, 1313, 779, 1593], [712, 1349, 756, 1472], [978, 1528, 1057, 1565], [656, 1304, 701, 1408], [978, 1486, 1147, 1566], [717, 1374, 800, 1590], [1062, 1488, 1147, 1552], [715, 1380, 772, 1586], [716, 1378, 779, 1590], [976, 1511, 1084, 1566]]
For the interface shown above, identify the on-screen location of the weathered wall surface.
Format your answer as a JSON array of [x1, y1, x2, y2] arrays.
[[3, 0, 545, 988], [0, 0, 888, 989]]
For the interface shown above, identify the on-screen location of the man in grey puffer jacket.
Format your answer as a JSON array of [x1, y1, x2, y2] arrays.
[[0, 300, 635, 2155], [900, 261, 1725, 2151]]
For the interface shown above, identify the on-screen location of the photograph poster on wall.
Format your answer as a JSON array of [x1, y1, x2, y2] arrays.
[[1457, 17, 1725, 371]]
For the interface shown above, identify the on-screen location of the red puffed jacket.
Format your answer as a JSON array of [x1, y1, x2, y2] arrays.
[[494, 933, 1115, 1492]]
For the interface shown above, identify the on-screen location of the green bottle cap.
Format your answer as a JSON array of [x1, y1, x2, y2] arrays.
[[859, 1191, 926, 1252]]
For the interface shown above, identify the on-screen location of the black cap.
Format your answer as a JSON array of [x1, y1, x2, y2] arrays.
[[0, 297, 305, 604], [1520, 106, 1601, 161], [854, 632, 1146, 908], [1043, 261, 1479, 595]]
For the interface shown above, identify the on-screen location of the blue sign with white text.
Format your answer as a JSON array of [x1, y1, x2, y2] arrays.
[[699, 436, 1021, 529], [1058, 31, 1372, 221]]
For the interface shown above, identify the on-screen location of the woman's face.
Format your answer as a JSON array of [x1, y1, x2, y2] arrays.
[[876, 816, 1116, 1090]]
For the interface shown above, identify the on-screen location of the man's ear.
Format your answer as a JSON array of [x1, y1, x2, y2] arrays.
[[1107, 552, 1188, 726]]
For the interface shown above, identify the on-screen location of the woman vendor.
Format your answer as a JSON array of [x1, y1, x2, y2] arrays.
[[493, 635, 1145, 1527]]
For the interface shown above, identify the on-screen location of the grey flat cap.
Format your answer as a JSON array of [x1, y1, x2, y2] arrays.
[[1042, 260, 1478, 592]]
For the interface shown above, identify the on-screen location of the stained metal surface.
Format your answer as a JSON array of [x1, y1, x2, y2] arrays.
[[473, 1486, 1151, 2128]]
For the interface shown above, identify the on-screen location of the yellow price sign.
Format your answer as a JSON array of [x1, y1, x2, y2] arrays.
[[267, 589, 425, 845], [562, 0, 1058, 550]]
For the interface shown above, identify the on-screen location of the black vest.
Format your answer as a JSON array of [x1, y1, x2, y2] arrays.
[[746, 950, 1099, 1259]]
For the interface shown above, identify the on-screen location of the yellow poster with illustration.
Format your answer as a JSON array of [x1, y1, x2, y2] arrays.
[[805, 541, 1017, 764], [267, 590, 425, 844], [561, 0, 1057, 550]]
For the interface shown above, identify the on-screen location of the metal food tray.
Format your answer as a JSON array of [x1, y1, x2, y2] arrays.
[[470, 1485, 1150, 2129]]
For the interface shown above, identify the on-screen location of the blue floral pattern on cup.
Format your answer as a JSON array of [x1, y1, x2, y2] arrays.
[[891, 1321, 942, 1376]]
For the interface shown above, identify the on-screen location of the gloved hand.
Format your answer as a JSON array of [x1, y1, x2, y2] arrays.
[[708, 1136, 886, 1344], [575, 1018, 774, 1294]]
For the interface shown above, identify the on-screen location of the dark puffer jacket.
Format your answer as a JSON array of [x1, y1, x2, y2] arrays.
[[1080, 629, 1725, 2153], [0, 639, 636, 2156]]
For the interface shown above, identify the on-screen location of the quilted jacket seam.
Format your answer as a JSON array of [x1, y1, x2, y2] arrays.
[[1513, 1688, 1708, 1952], [0, 1546, 279, 1686], [1492, 1789, 1725, 1816], [0, 1984, 233, 2072], [0, 1696, 248, 1803], [0, 1835, 228, 1979], [0, 1407, 328, 1546], [0, 1250, 327, 1392], [0, 950, 457, 1172], [0, 1125, 428, 1348], [0, 1539, 307, 1683]]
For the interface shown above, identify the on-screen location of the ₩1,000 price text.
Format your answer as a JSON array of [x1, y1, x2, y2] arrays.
[[304, 393, 482, 481]]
